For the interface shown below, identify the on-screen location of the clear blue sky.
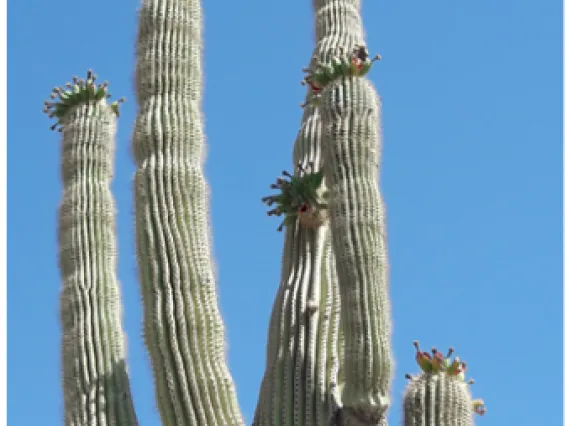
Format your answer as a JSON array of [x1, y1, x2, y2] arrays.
[[8, 0, 562, 425]]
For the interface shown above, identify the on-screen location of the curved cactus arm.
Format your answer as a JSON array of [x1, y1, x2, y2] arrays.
[[253, 102, 343, 425], [403, 342, 486, 426], [315, 0, 393, 424], [47, 71, 138, 426], [131, 0, 244, 424]]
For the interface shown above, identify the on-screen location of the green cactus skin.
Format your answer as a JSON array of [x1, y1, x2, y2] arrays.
[[131, 0, 245, 424], [48, 76, 138, 426], [403, 342, 486, 425], [252, 103, 343, 426], [316, 0, 393, 424]]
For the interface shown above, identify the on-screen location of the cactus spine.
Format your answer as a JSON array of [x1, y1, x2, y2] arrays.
[[403, 342, 486, 425], [131, 0, 244, 424], [46, 72, 138, 426]]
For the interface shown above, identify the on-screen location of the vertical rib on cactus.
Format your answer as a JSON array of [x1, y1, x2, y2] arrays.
[[253, 101, 342, 425], [403, 342, 486, 425], [132, 0, 244, 424], [47, 72, 138, 426], [315, 0, 393, 424]]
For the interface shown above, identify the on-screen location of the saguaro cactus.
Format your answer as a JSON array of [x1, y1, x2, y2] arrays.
[[131, 0, 244, 424], [47, 1, 486, 425], [403, 341, 486, 426], [310, 0, 393, 424], [45, 71, 137, 425], [253, 106, 342, 424], [254, 1, 390, 425]]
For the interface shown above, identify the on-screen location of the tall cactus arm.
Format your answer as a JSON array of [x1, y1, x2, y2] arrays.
[[253, 104, 342, 426], [315, 0, 393, 424], [132, 0, 244, 424], [45, 71, 138, 426], [403, 342, 487, 426]]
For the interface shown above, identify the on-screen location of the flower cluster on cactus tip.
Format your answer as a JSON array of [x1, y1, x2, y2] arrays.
[[42, 69, 125, 131], [261, 162, 328, 232], [300, 45, 381, 108], [406, 341, 487, 416]]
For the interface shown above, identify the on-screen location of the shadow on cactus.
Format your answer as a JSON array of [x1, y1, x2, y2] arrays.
[[300, 45, 381, 108], [261, 162, 329, 232], [406, 341, 486, 416], [43, 69, 125, 131]]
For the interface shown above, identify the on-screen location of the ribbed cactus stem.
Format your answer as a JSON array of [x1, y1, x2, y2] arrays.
[[403, 375, 475, 426], [403, 342, 486, 425], [316, 1, 393, 424], [132, 0, 244, 424], [52, 76, 138, 425], [253, 104, 342, 425]]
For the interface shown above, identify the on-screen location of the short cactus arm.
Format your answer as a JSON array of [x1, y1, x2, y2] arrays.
[[316, 0, 393, 423], [132, 0, 244, 424], [403, 342, 486, 426], [253, 106, 342, 426], [47, 73, 138, 426]]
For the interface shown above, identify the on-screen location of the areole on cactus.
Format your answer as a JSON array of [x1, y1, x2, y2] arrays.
[[406, 340, 487, 417], [42, 69, 125, 131], [261, 162, 329, 232], [300, 45, 381, 108]]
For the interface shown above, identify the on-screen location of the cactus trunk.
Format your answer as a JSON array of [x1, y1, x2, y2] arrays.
[[57, 100, 138, 426], [255, 1, 392, 424], [316, 0, 393, 424], [253, 106, 343, 425], [131, 0, 244, 424]]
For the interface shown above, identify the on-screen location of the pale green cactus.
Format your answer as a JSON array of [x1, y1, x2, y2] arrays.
[[46, 71, 138, 426], [313, 0, 393, 424], [252, 107, 343, 425], [48, 0, 485, 425], [130, 0, 245, 424], [403, 341, 486, 426], [254, 1, 392, 425]]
